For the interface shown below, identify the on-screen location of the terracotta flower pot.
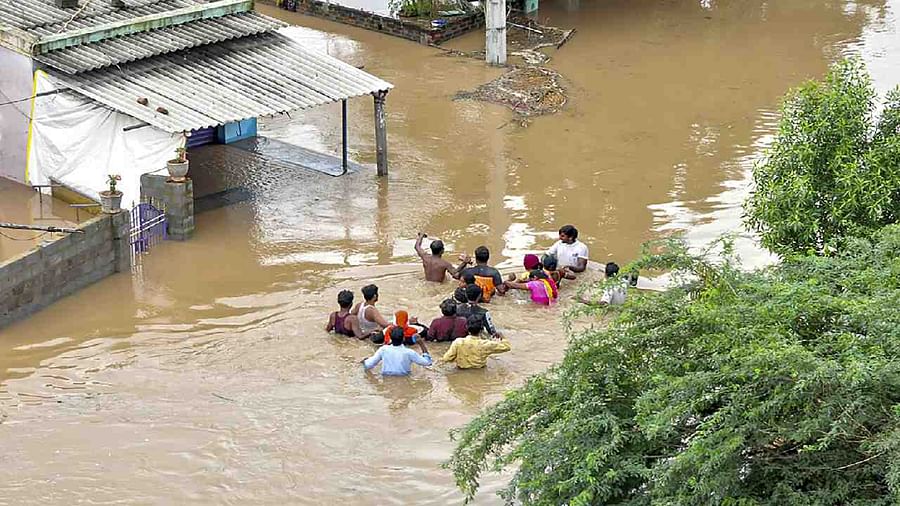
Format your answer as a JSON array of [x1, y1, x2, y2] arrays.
[[100, 190, 123, 213], [167, 159, 189, 182]]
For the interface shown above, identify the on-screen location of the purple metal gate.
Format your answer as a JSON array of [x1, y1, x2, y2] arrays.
[[130, 202, 167, 257]]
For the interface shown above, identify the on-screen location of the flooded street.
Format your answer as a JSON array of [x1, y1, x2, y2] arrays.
[[2, 0, 899, 503]]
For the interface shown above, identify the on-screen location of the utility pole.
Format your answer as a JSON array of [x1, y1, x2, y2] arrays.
[[485, 0, 507, 65]]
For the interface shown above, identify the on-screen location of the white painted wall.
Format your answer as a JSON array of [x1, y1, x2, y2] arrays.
[[485, 0, 507, 65], [0, 47, 34, 184]]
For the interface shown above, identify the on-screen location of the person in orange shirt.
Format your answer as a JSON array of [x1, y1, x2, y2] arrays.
[[458, 246, 505, 301]]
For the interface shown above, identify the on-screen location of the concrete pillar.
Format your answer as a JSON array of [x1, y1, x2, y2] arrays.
[[163, 180, 194, 240], [374, 91, 388, 177], [140, 174, 195, 241], [485, 0, 507, 65], [109, 210, 132, 273]]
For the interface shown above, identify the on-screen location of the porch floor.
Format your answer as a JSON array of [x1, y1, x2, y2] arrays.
[[230, 137, 367, 177], [186, 137, 370, 210]]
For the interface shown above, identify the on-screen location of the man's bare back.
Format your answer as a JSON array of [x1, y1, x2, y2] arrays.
[[415, 232, 466, 282]]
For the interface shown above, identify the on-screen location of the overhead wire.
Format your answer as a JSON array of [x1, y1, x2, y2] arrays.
[[0, 229, 50, 241], [0, 90, 64, 108]]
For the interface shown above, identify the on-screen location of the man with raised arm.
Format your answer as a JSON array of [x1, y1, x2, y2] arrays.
[[415, 232, 468, 282]]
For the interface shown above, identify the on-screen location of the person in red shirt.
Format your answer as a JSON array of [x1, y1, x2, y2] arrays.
[[426, 298, 467, 342]]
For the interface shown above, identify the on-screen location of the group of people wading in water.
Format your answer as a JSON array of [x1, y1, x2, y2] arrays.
[[325, 225, 629, 376]]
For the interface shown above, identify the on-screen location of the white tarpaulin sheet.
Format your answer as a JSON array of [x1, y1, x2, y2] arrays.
[[27, 71, 183, 206]]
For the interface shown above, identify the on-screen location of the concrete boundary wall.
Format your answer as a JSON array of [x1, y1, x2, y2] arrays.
[[270, 0, 484, 45], [0, 211, 131, 329]]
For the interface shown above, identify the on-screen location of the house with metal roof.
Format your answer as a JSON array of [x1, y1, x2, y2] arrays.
[[0, 0, 392, 206]]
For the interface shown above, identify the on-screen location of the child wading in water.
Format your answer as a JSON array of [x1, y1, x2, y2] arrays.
[[506, 269, 559, 305], [541, 253, 576, 287]]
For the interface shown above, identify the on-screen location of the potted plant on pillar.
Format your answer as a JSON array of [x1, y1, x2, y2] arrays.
[[100, 174, 123, 213], [167, 147, 189, 182]]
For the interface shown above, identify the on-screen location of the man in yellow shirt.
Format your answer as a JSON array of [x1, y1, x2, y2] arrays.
[[442, 315, 511, 369]]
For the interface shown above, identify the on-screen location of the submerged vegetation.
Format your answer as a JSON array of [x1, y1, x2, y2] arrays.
[[447, 60, 900, 505]]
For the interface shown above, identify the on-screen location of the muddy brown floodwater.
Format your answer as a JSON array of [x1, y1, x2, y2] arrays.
[[2, 0, 899, 503]]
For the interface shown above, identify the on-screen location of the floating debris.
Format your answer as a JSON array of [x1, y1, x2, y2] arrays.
[[438, 16, 573, 117], [506, 15, 575, 52], [433, 16, 574, 63], [455, 66, 566, 116], [511, 49, 551, 65]]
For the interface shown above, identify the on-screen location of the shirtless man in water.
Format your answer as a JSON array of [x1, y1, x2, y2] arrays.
[[415, 232, 468, 282]]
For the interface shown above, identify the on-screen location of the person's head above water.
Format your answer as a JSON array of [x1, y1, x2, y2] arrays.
[[389, 326, 405, 346], [454, 286, 468, 304], [523, 254, 541, 271], [440, 298, 457, 317], [337, 290, 354, 309], [559, 225, 578, 244], [605, 262, 620, 278], [466, 314, 484, 336], [463, 273, 476, 285], [465, 283, 483, 303], [541, 254, 558, 271], [430, 240, 445, 256], [529, 269, 549, 280], [395, 309, 410, 327], [362, 284, 378, 303], [474, 246, 490, 264]]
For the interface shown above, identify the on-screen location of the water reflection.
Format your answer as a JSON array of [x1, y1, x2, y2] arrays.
[[365, 373, 435, 411]]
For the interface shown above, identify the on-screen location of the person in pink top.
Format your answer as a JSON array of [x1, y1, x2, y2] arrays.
[[506, 269, 559, 305]]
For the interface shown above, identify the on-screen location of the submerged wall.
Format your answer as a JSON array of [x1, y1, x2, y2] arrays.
[[0, 211, 131, 329], [272, 0, 484, 45]]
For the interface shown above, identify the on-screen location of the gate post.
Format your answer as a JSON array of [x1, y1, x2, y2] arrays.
[[110, 209, 132, 273], [140, 174, 194, 240]]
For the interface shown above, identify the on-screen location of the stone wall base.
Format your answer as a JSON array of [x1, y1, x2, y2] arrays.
[[268, 0, 484, 45]]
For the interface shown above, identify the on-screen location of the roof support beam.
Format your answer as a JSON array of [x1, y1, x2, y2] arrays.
[[374, 91, 388, 177], [33, 0, 253, 54]]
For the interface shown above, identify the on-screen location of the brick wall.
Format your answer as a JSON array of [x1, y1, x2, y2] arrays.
[[268, 0, 484, 44], [0, 212, 131, 329]]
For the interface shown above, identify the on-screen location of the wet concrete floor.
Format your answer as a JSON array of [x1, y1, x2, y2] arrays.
[[1, 0, 899, 502], [0, 179, 81, 262]]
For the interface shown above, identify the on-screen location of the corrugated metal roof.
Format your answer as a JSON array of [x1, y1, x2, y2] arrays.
[[34, 11, 285, 73], [0, 0, 196, 36], [51, 32, 393, 133]]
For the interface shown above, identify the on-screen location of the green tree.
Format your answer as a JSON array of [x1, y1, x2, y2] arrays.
[[745, 59, 900, 255], [447, 228, 900, 504]]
